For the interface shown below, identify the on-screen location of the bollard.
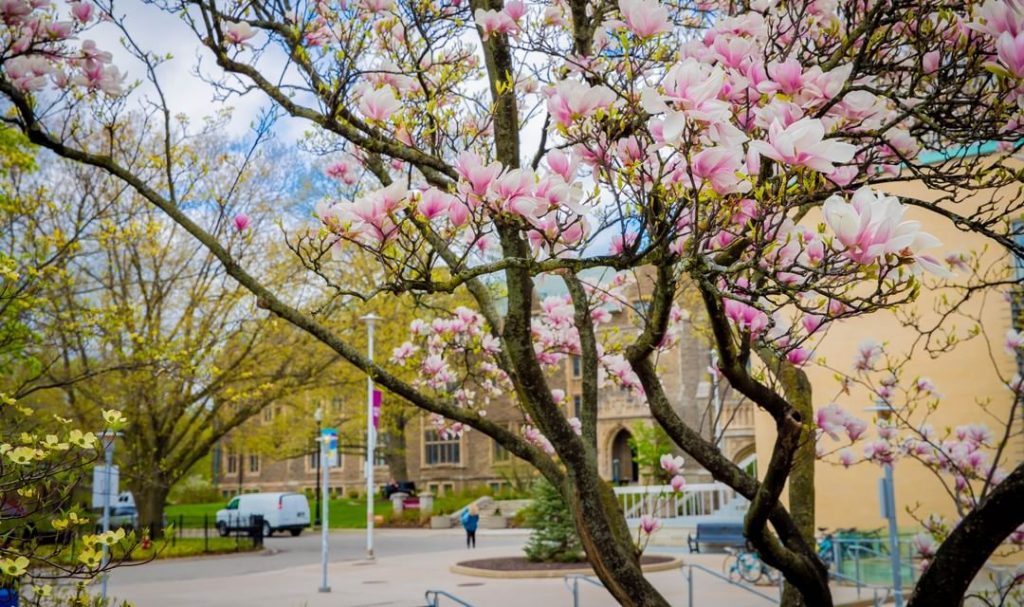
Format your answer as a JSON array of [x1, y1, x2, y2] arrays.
[[203, 514, 209, 553], [687, 566, 694, 607]]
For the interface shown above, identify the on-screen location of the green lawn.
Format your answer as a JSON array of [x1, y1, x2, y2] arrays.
[[166, 499, 394, 529]]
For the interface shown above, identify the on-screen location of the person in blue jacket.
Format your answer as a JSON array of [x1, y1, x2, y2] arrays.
[[461, 504, 479, 548]]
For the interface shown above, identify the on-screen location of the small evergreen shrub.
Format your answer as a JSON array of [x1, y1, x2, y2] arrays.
[[522, 478, 584, 563]]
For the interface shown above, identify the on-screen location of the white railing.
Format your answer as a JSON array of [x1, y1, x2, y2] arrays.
[[613, 482, 741, 521]]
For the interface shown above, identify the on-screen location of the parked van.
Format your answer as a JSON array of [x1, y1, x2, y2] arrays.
[[215, 492, 310, 537]]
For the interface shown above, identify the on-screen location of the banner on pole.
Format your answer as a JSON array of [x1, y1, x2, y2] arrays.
[[321, 428, 339, 467], [372, 390, 382, 430]]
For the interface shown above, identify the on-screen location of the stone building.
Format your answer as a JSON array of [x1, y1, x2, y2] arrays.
[[211, 283, 758, 498]]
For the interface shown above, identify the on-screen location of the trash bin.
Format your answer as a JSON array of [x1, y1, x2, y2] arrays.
[[251, 514, 265, 548], [0, 588, 18, 607]]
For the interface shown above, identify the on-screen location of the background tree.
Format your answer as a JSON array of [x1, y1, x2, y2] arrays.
[[29, 121, 343, 537], [522, 477, 584, 563], [3, 0, 1024, 605]]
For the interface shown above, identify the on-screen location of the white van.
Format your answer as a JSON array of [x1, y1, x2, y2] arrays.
[[215, 492, 310, 537]]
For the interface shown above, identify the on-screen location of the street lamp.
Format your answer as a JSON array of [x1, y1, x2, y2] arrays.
[[865, 398, 904, 607], [314, 405, 323, 527], [95, 430, 122, 603], [361, 313, 382, 561]]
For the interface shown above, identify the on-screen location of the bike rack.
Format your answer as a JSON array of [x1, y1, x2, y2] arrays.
[[424, 589, 475, 607], [684, 563, 781, 606], [563, 573, 605, 607]]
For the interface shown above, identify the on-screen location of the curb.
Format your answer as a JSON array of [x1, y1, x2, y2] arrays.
[[450, 555, 683, 579]]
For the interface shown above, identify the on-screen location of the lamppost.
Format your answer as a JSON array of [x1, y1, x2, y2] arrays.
[[96, 430, 122, 602], [866, 399, 904, 607], [361, 313, 382, 561], [314, 405, 323, 527]]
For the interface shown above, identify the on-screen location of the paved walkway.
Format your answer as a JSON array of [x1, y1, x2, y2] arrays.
[[107, 529, 875, 607]]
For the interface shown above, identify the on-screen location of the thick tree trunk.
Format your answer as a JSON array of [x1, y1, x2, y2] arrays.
[[908, 461, 1024, 607], [134, 483, 170, 540], [565, 467, 671, 607], [384, 425, 408, 481], [778, 361, 816, 607]]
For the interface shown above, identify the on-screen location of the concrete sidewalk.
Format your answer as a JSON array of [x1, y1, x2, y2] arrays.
[[108, 531, 872, 607]]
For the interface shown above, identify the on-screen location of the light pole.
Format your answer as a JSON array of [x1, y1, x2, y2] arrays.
[[96, 431, 121, 602], [314, 405, 323, 528], [866, 399, 904, 607], [318, 432, 331, 593], [361, 313, 382, 561]]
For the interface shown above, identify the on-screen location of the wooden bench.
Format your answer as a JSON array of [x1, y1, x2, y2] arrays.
[[687, 522, 747, 553]]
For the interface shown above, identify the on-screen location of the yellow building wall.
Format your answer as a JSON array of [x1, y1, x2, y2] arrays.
[[755, 178, 1022, 532]]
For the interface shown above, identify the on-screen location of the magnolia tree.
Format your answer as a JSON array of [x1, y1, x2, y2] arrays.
[[2, 0, 1024, 604]]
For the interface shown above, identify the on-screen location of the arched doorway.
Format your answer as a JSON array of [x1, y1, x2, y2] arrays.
[[610, 429, 639, 485]]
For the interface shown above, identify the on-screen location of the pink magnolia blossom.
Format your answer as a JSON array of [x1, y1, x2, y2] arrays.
[[690, 147, 751, 195], [232, 213, 251, 232], [863, 439, 897, 464], [912, 533, 937, 558], [638, 514, 661, 535], [224, 21, 256, 45], [358, 86, 401, 122], [823, 187, 947, 275], [1006, 329, 1024, 352], [816, 403, 867, 441], [764, 59, 804, 94], [568, 417, 583, 435], [456, 152, 502, 198], [801, 314, 825, 334], [997, 31, 1024, 77], [853, 339, 882, 370], [838, 448, 856, 467], [474, 8, 517, 39], [922, 50, 941, 74], [722, 299, 769, 335], [546, 80, 617, 127], [326, 160, 358, 185], [660, 453, 685, 476], [750, 118, 857, 173], [417, 187, 453, 220], [670, 475, 686, 492], [504, 0, 527, 20], [786, 347, 810, 366], [618, 0, 672, 37]]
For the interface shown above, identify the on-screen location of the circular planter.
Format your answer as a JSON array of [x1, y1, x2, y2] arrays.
[[451, 555, 682, 579]]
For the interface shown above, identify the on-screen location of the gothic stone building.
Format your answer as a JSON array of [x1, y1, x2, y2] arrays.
[[213, 292, 757, 497]]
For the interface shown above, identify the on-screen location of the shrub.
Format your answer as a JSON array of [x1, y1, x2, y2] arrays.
[[522, 478, 584, 563], [168, 475, 223, 505]]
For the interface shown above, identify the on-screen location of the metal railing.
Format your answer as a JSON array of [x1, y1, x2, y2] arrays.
[[424, 589, 475, 607], [683, 563, 781, 606], [829, 536, 918, 589], [563, 574, 604, 607], [613, 482, 740, 520]]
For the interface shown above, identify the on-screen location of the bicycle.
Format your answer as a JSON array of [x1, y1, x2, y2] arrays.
[[723, 546, 781, 585]]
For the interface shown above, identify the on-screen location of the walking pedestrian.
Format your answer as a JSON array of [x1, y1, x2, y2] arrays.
[[461, 504, 479, 548]]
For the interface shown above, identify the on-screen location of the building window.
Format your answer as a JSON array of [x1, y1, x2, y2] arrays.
[[263, 408, 273, 422], [248, 454, 260, 473], [424, 429, 461, 465], [428, 483, 439, 494], [307, 450, 320, 472], [572, 355, 582, 378], [442, 483, 454, 495], [488, 481, 504, 493], [372, 434, 388, 466], [227, 454, 237, 474], [572, 394, 582, 418], [493, 438, 510, 463]]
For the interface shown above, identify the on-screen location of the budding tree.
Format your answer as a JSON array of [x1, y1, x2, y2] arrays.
[[2, 0, 1024, 605]]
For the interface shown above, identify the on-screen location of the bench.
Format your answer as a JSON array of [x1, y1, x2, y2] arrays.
[[687, 522, 747, 553]]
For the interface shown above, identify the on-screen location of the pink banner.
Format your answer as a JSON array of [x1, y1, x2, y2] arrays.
[[372, 390, 382, 429]]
